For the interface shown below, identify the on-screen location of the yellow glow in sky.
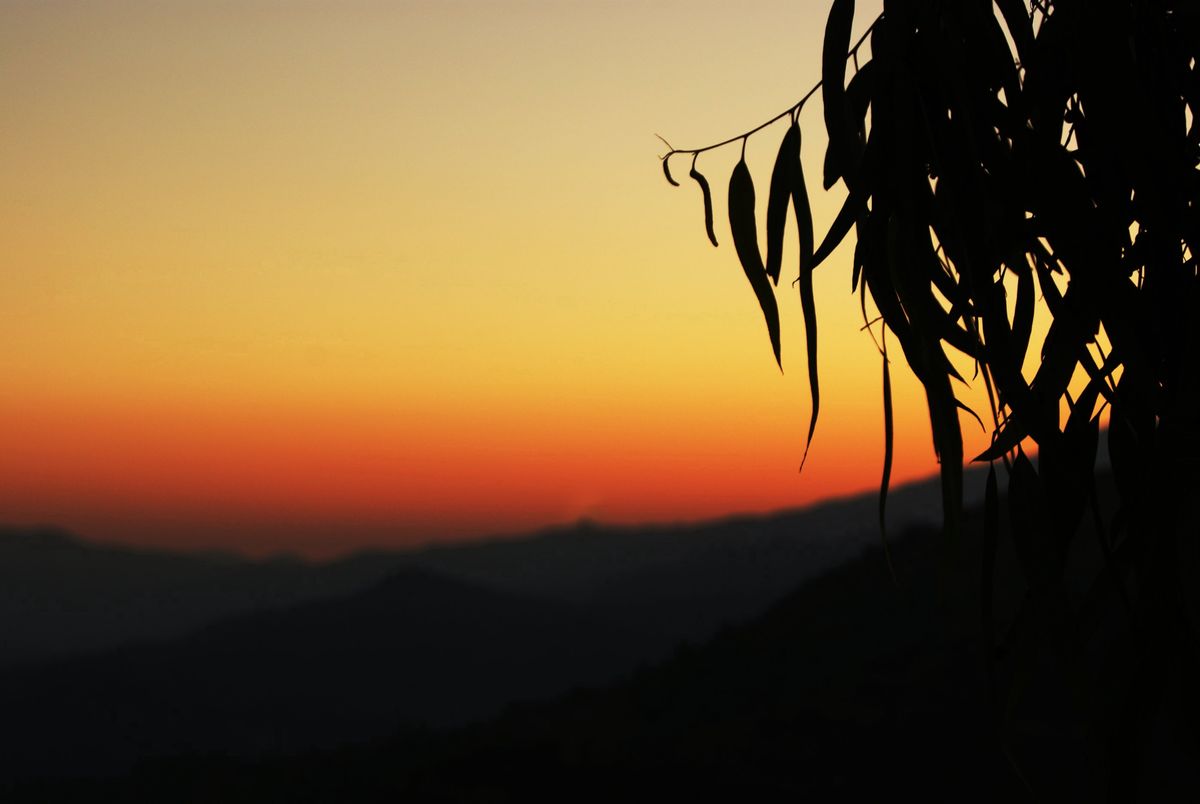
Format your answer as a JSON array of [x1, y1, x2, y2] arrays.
[[1, 1, 1013, 556]]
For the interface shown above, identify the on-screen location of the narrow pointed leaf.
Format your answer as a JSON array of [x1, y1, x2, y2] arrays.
[[956, 399, 986, 432], [792, 125, 815, 270], [792, 122, 820, 468], [851, 214, 868, 291], [689, 164, 718, 247], [929, 380, 964, 549], [811, 187, 865, 270], [994, 0, 1034, 63], [844, 58, 877, 136], [916, 342, 964, 551], [797, 260, 820, 466], [975, 414, 1031, 462], [1029, 314, 1088, 428], [822, 0, 856, 189], [1011, 263, 1035, 367], [765, 122, 801, 284], [729, 158, 782, 368]]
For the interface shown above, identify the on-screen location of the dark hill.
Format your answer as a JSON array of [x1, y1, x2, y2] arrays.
[[0, 526, 409, 668], [35, 472, 1191, 803], [0, 469, 988, 668], [0, 568, 660, 783]]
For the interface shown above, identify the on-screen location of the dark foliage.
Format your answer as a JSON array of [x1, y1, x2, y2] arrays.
[[661, 0, 1200, 796]]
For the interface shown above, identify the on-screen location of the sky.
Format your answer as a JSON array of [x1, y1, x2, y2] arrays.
[[1, 0, 1025, 557]]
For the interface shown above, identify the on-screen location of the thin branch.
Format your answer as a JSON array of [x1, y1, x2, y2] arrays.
[[662, 13, 883, 161]]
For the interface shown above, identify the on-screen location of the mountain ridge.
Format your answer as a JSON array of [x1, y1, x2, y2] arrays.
[[0, 468, 990, 670]]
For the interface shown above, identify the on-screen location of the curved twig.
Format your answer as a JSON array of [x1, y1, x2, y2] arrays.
[[661, 14, 883, 161]]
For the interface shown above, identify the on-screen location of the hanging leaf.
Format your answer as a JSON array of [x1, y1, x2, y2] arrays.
[[994, 0, 1034, 64], [851, 209, 870, 291], [1029, 311, 1088, 427], [975, 414, 1031, 462], [729, 157, 782, 368], [978, 277, 1037, 425], [1011, 262, 1035, 368], [811, 188, 866, 270], [765, 121, 801, 285], [822, 0, 856, 189], [844, 58, 878, 146], [689, 163, 718, 247], [885, 212, 980, 367], [793, 123, 820, 468], [862, 214, 927, 387], [662, 155, 680, 187], [813, 131, 879, 273], [925, 361, 964, 549], [956, 399, 986, 432], [792, 126, 816, 271]]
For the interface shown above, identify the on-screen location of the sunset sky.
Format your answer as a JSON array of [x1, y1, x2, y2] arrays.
[[1, 0, 1027, 557]]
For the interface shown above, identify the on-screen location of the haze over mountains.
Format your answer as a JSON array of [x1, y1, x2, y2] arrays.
[[0, 469, 988, 670], [0, 470, 992, 784], [12, 466, 1167, 803]]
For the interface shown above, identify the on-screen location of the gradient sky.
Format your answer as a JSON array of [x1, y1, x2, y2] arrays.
[[1, 0, 1039, 557]]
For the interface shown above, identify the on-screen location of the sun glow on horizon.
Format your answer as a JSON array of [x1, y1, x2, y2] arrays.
[[0, 0, 1020, 558]]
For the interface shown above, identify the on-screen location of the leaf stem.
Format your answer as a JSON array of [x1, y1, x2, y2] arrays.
[[661, 14, 882, 161]]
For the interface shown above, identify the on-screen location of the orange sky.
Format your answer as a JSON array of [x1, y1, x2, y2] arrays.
[[1, 1, 1036, 557]]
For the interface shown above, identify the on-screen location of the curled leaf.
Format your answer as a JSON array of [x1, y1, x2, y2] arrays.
[[690, 163, 718, 247], [956, 399, 986, 432], [729, 157, 782, 368], [662, 155, 680, 187]]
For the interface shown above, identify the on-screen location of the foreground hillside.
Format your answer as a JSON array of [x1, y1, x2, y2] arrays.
[[0, 474, 993, 790], [25, 475, 1191, 803], [0, 569, 661, 782]]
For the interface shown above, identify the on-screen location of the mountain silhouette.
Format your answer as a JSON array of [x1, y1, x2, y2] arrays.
[[0, 470, 999, 788], [0, 468, 991, 670], [0, 567, 660, 783], [29, 471, 1189, 803], [0, 526, 410, 668]]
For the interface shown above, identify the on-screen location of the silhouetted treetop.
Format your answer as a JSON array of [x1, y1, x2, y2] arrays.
[[661, 0, 1198, 797]]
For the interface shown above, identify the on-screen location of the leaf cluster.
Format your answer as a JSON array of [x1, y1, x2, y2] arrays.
[[662, 0, 1200, 794]]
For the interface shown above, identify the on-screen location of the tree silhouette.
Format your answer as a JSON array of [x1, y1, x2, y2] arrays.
[[661, 1, 1198, 797]]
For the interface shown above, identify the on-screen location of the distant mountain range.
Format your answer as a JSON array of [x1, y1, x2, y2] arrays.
[[0, 468, 989, 671], [0, 468, 996, 784], [4, 463, 1180, 802], [0, 568, 662, 782], [19, 468, 1178, 803], [0, 528, 404, 668]]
